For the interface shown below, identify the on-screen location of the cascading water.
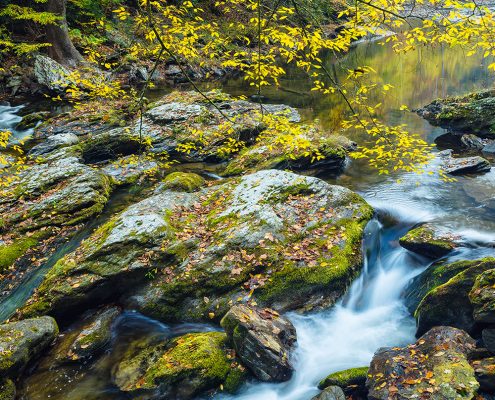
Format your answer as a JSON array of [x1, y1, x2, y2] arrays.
[[0, 103, 33, 142]]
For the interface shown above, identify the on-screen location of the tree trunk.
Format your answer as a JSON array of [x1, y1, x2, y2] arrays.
[[45, 0, 83, 67]]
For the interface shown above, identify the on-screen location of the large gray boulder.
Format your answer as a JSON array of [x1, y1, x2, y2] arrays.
[[0, 316, 58, 378], [367, 326, 478, 400], [221, 304, 296, 382], [33, 55, 72, 92]]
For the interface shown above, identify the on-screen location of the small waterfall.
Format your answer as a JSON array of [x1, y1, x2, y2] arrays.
[[216, 211, 426, 400], [0, 104, 33, 142]]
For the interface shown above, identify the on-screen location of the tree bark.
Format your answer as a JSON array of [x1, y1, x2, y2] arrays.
[[45, 0, 83, 67]]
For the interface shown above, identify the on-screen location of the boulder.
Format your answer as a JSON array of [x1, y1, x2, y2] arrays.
[[469, 269, 495, 323], [442, 155, 491, 175], [123, 170, 373, 322], [366, 326, 478, 400], [417, 90, 495, 138], [33, 55, 72, 92], [311, 386, 346, 400], [461, 134, 485, 150], [0, 379, 15, 400], [0, 316, 58, 378], [28, 133, 79, 157], [16, 111, 51, 131], [415, 258, 495, 336], [399, 223, 458, 258], [318, 366, 368, 395], [111, 331, 246, 398], [160, 171, 206, 192], [404, 259, 475, 314], [220, 304, 296, 382], [101, 155, 160, 186], [472, 357, 495, 393]]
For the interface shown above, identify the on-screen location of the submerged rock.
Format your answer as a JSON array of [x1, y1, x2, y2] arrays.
[[0, 317, 58, 378], [221, 304, 296, 382], [415, 257, 495, 336], [366, 326, 478, 400], [417, 90, 495, 138], [399, 223, 458, 258], [112, 331, 246, 399], [318, 366, 368, 396]]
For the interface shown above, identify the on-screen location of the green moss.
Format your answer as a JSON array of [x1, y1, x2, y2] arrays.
[[142, 332, 231, 391], [318, 366, 369, 390], [0, 379, 15, 400], [162, 172, 205, 192], [0, 237, 39, 273]]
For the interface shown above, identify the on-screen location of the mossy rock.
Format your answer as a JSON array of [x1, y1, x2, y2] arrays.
[[0, 379, 15, 400], [0, 237, 39, 273], [415, 257, 495, 336], [113, 331, 247, 398], [404, 258, 475, 314], [162, 172, 205, 192], [318, 366, 369, 392], [399, 224, 457, 258], [469, 268, 495, 324]]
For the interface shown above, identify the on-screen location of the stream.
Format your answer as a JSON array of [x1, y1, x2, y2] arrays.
[[3, 37, 495, 399]]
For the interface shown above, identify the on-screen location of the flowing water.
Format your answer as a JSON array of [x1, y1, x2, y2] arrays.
[[3, 36, 495, 399]]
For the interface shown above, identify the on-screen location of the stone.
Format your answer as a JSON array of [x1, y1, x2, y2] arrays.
[[483, 141, 495, 154], [442, 155, 491, 175], [417, 90, 495, 138], [404, 258, 475, 314], [16, 111, 51, 131], [319, 366, 368, 395], [461, 134, 485, 150], [160, 171, 206, 192], [472, 357, 495, 393], [145, 102, 205, 124], [28, 133, 79, 157], [111, 331, 246, 398], [0, 379, 15, 400], [311, 386, 346, 400], [0, 317, 58, 378], [470, 269, 495, 323], [221, 304, 296, 382], [399, 223, 458, 258], [482, 329, 495, 354], [366, 326, 478, 400], [415, 258, 495, 336], [33, 55, 72, 92], [101, 155, 159, 186]]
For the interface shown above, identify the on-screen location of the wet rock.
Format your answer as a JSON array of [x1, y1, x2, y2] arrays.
[[0, 379, 15, 400], [16, 111, 51, 131], [123, 170, 372, 322], [311, 386, 346, 400], [483, 141, 495, 155], [33, 55, 72, 92], [366, 326, 478, 400], [101, 155, 159, 186], [28, 133, 79, 157], [417, 90, 495, 138], [221, 304, 296, 382], [0, 157, 112, 232], [472, 357, 495, 392], [483, 329, 495, 354], [0, 317, 58, 377], [112, 331, 246, 399], [415, 257, 495, 336], [319, 366, 368, 396], [461, 134, 485, 150], [160, 172, 206, 192], [470, 269, 495, 324], [404, 258, 475, 314], [442, 155, 491, 175], [399, 223, 458, 258]]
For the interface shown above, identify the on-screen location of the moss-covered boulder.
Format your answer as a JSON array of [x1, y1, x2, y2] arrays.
[[415, 258, 495, 336], [161, 171, 205, 192], [0, 316, 58, 378], [221, 304, 296, 382], [112, 331, 246, 399], [471, 357, 495, 393], [404, 259, 475, 314], [366, 326, 478, 400], [470, 269, 495, 324], [221, 134, 352, 176], [318, 366, 368, 395], [311, 386, 345, 400], [0, 236, 39, 273], [0, 379, 15, 400], [399, 224, 458, 258], [18, 190, 198, 320], [124, 169, 373, 322], [417, 90, 495, 138]]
